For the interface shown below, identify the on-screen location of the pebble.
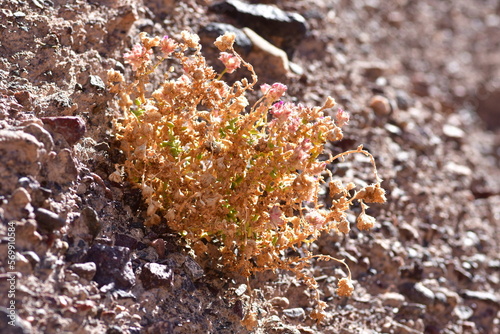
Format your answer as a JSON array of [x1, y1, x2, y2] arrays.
[[10, 187, 31, 208], [41, 116, 86, 145], [395, 303, 426, 320], [234, 284, 247, 296], [269, 296, 290, 308], [442, 124, 465, 139], [89, 75, 105, 91], [369, 95, 391, 116], [69, 262, 97, 281], [380, 292, 406, 308], [79, 207, 101, 240], [16, 252, 33, 274], [282, 307, 305, 319], [35, 207, 65, 232], [183, 256, 204, 281], [399, 282, 435, 305], [399, 222, 420, 241], [140, 263, 174, 290], [22, 251, 40, 267]]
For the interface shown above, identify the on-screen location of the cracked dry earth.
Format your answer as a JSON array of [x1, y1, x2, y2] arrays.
[[0, 0, 499, 333]]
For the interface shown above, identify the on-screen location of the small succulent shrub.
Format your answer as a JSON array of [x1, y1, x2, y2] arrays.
[[108, 31, 386, 323]]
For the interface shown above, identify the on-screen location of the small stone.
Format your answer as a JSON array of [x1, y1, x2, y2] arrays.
[[234, 284, 247, 296], [140, 262, 174, 290], [396, 90, 412, 110], [22, 251, 40, 267], [269, 296, 290, 308], [283, 307, 305, 319], [89, 75, 106, 90], [381, 292, 406, 308], [454, 305, 473, 320], [384, 123, 402, 135], [41, 116, 86, 145], [396, 303, 426, 320], [183, 256, 204, 281], [115, 233, 138, 249], [369, 95, 391, 116], [399, 222, 419, 241], [444, 162, 471, 176], [16, 252, 33, 274], [399, 282, 435, 305], [150, 239, 165, 258], [35, 207, 65, 232], [10, 187, 31, 208], [442, 124, 464, 139], [69, 262, 97, 281], [80, 207, 101, 239]]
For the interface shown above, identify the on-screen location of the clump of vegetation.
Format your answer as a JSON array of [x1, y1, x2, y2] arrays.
[[108, 31, 386, 324]]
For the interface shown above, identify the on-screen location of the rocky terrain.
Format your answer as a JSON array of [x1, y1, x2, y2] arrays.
[[0, 0, 499, 333]]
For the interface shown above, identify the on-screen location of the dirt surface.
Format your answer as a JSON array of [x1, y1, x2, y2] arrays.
[[1, 0, 499, 333]]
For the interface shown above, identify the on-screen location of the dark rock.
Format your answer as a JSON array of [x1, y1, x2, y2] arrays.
[[80, 207, 101, 239], [0, 307, 30, 334], [233, 299, 244, 319], [65, 238, 89, 263], [183, 256, 204, 281], [210, 0, 308, 57], [396, 90, 412, 110], [69, 262, 97, 281], [115, 233, 139, 249], [399, 282, 435, 305], [85, 244, 136, 289], [41, 116, 86, 145], [200, 22, 252, 55], [35, 207, 65, 232], [140, 262, 174, 290]]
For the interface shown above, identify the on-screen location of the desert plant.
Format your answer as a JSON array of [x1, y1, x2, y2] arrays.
[[108, 31, 386, 324]]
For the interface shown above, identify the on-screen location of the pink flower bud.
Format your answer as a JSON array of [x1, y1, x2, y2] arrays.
[[305, 210, 326, 229], [124, 44, 152, 71], [261, 82, 287, 101], [218, 52, 241, 73], [159, 36, 177, 57], [336, 108, 350, 127], [269, 206, 285, 228]]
